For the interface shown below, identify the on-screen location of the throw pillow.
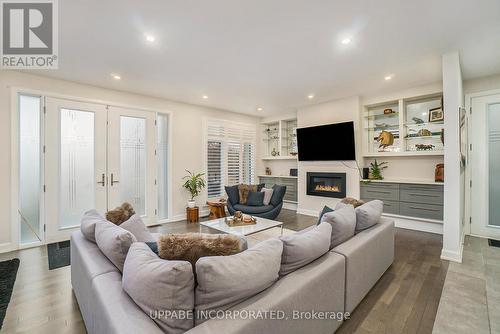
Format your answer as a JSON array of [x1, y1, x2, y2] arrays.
[[269, 184, 287, 207], [321, 204, 356, 249], [261, 187, 274, 205], [279, 222, 332, 276], [95, 219, 137, 271], [246, 191, 265, 206], [80, 209, 106, 243], [225, 185, 240, 205], [120, 214, 155, 243], [256, 183, 265, 192], [106, 202, 135, 225], [238, 184, 257, 204], [123, 243, 195, 334], [317, 205, 334, 225], [157, 233, 246, 267], [354, 200, 383, 232], [195, 239, 283, 325]]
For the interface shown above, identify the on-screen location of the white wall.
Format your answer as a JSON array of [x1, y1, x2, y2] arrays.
[[464, 73, 500, 94], [296, 96, 362, 215], [441, 52, 464, 262], [0, 71, 259, 251]]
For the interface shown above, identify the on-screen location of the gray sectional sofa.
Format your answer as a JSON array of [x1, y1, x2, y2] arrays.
[[71, 218, 394, 334]]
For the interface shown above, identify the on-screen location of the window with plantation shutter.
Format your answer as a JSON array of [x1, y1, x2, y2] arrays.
[[205, 119, 256, 199]]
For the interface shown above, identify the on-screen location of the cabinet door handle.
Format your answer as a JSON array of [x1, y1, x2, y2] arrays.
[[111, 173, 119, 186], [409, 206, 441, 212], [97, 173, 105, 186], [367, 190, 391, 194], [407, 193, 440, 197]]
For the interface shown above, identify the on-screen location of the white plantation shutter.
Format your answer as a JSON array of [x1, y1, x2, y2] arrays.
[[206, 119, 256, 199]]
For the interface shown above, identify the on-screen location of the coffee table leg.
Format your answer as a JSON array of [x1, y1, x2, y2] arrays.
[[280, 225, 283, 235]]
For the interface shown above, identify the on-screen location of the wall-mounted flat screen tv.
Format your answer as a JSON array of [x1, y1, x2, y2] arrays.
[[297, 121, 356, 161]]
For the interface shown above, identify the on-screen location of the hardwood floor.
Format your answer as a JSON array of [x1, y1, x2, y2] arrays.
[[0, 209, 447, 334]]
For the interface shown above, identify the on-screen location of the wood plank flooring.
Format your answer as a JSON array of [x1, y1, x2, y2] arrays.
[[0, 209, 448, 334]]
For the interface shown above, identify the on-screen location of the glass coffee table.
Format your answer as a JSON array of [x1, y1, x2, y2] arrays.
[[199, 216, 283, 237]]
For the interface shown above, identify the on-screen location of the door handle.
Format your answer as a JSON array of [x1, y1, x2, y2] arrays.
[[111, 173, 119, 186], [97, 173, 105, 186]]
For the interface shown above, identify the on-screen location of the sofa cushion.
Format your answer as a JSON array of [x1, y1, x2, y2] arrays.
[[261, 187, 274, 205], [157, 233, 245, 267], [317, 205, 334, 225], [238, 184, 257, 204], [95, 220, 137, 272], [122, 243, 195, 334], [233, 204, 274, 214], [120, 214, 155, 243], [336, 200, 383, 232], [80, 209, 106, 243], [247, 191, 265, 206], [321, 205, 356, 249], [270, 184, 287, 207], [225, 185, 239, 205], [279, 222, 332, 276], [195, 239, 283, 324]]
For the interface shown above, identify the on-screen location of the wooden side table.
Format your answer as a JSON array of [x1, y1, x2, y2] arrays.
[[186, 207, 199, 223], [206, 200, 227, 220]]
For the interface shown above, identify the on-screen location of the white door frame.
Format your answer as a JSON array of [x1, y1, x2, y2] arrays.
[[465, 88, 500, 237], [10, 87, 173, 251]]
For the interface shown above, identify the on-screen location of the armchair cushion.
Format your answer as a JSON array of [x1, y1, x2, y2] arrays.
[[270, 184, 287, 207], [247, 191, 265, 206], [233, 204, 274, 214]]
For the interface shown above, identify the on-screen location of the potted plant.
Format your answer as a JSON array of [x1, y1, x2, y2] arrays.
[[182, 170, 206, 208], [369, 160, 388, 180]]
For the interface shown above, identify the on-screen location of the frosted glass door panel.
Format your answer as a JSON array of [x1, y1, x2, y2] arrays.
[[488, 103, 500, 227], [120, 116, 146, 215], [60, 109, 95, 229], [157, 114, 169, 219], [19, 95, 42, 244]]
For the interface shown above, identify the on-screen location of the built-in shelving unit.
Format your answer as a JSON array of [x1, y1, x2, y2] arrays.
[[261, 117, 298, 159], [363, 93, 444, 157]]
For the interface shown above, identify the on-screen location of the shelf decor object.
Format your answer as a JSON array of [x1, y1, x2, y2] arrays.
[[261, 118, 297, 159]]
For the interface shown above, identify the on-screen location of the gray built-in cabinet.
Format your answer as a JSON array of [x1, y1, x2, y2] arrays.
[[360, 181, 444, 221], [259, 176, 298, 203]]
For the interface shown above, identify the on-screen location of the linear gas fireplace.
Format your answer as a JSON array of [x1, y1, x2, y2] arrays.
[[306, 172, 347, 198]]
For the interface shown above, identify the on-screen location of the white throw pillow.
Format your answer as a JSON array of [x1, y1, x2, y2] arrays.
[[95, 219, 136, 272], [123, 243, 195, 334], [120, 214, 155, 242], [261, 187, 274, 205]]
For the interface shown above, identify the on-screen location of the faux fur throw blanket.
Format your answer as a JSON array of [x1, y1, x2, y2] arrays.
[[106, 202, 135, 225], [238, 184, 257, 204], [157, 233, 243, 266]]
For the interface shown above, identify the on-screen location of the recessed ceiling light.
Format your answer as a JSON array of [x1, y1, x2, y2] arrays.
[[145, 34, 155, 42], [202, 95, 208, 99], [257, 107, 263, 111], [384, 75, 393, 81], [307, 94, 315, 100], [341, 38, 352, 45], [111, 74, 121, 80]]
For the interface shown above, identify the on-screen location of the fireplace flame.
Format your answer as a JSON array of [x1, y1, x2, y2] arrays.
[[315, 185, 341, 192]]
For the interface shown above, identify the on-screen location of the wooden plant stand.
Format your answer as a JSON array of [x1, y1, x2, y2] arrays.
[[186, 207, 199, 223]]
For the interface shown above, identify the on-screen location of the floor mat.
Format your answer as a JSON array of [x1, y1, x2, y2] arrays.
[[0, 258, 20, 330], [47, 240, 71, 270], [488, 239, 500, 248]]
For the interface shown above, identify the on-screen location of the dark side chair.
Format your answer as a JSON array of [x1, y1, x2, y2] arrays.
[[225, 184, 287, 220]]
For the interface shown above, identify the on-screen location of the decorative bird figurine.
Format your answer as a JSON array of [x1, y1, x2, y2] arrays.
[[412, 117, 425, 124], [376, 131, 394, 150]]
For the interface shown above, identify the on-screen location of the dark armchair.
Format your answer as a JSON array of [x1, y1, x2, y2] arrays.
[[225, 184, 287, 220]]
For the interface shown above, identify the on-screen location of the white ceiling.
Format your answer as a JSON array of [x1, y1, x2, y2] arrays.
[[37, 0, 500, 116]]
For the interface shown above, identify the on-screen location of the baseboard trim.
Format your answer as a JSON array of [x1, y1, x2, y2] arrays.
[[296, 208, 319, 217], [0, 242, 14, 254], [283, 202, 298, 211], [440, 247, 463, 263], [389, 216, 443, 235]]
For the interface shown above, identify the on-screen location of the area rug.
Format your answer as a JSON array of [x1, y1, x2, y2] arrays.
[[0, 258, 20, 330], [245, 227, 295, 248], [47, 240, 71, 270]]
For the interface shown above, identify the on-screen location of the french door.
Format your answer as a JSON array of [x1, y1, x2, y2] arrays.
[[470, 93, 500, 240], [42, 98, 159, 243]]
